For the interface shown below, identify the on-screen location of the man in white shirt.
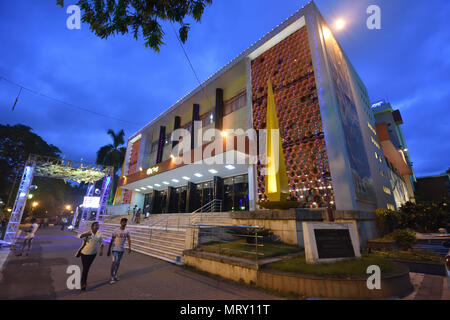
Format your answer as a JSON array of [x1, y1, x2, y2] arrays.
[[16, 218, 39, 256], [77, 221, 103, 291], [107, 218, 131, 284]]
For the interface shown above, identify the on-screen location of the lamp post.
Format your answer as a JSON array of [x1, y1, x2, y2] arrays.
[[31, 201, 39, 217]]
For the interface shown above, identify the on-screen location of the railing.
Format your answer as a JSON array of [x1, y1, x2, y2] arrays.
[[189, 224, 265, 266], [191, 199, 223, 225], [192, 199, 223, 214]]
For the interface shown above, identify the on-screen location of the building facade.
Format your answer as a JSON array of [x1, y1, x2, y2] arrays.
[[415, 174, 450, 202], [372, 101, 415, 208], [114, 2, 396, 215]]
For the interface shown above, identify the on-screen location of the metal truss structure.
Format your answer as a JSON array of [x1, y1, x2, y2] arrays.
[[4, 154, 113, 244]]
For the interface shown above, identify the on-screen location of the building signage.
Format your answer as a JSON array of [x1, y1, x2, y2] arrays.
[[82, 196, 100, 209], [146, 166, 159, 176]]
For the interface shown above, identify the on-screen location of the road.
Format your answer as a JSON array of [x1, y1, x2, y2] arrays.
[[0, 227, 279, 300]]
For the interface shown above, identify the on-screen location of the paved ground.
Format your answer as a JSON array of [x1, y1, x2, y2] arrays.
[[0, 227, 280, 300], [402, 272, 450, 300], [0, 227, 448, 300]]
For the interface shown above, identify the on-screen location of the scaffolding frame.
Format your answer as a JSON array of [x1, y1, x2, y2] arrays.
[[4, 154, 113, 244]]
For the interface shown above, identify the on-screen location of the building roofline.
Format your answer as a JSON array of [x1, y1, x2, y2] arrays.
[[128, 2, 315, 142]]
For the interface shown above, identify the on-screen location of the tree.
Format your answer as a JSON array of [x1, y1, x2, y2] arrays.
[[96, 129, 126, 204], [57, 0, 213, 52], [0, 124, 61, 206], [0, 124, 86, 218]]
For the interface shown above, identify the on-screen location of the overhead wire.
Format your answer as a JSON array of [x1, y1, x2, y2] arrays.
[[0, 75, 143, 127]]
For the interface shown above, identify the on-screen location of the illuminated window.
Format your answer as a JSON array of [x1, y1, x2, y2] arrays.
[[371, 136, 380, 149], [387, 203, 395, 211], [368, 122, 377, 135], [383, 186, 392, 195]]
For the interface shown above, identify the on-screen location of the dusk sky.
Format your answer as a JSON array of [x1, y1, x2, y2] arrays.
[[0, 0, 449, 177]]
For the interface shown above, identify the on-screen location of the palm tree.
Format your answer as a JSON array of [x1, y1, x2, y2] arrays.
[[96, 129, 126, 204]]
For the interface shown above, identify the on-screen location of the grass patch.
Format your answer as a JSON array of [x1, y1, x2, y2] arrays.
[[195, 239, 303, 260], [264, 253, 403, 279], [371, 249, 444, 263]]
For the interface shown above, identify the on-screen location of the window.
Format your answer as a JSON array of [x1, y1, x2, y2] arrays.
[[387, 203, 395, 211], [383, 186, 392, 195], [199, 112, 214, 127], [224, 91, 246, 116], [371, 136, 380, 149]]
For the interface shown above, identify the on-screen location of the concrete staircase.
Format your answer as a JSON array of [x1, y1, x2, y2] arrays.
[[78, 212, 234, 265], [191, 212, 233, 226], [100, 223, 186, 264]]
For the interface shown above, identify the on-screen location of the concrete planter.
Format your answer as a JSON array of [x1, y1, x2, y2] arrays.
[[367, 240, 398, 251], [184, 250, 413, 300]]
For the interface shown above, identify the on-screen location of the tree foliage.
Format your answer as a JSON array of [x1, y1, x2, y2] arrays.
[[96, 129, 126, 204], [57, 0, 213, 51], [0, 124, 61, 203], [0, 124, 86, 217], [375, 199, 450, 234]]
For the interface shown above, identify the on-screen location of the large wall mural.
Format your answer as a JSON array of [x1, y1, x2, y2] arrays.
[[321, 26, 376, 203]]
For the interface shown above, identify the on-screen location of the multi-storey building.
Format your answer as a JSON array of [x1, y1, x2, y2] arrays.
[[114, 2, 396, 216], [372, 101, 415, 208]]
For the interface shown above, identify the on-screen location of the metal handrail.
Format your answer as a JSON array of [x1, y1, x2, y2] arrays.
[[191, 199, 223, 214]]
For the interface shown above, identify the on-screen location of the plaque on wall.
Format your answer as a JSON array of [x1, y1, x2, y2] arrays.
[[302, 222, 360, 264], [314, 229, 356, 259]]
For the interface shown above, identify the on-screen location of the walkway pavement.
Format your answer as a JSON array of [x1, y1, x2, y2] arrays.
[[0, 227, 280, 300], [402, 272, 450, 300], [1, 227, 448, 300]]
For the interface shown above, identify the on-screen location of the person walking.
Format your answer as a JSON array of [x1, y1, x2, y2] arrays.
[[131, 205, 137, 223], [135, 208, 141, 224], [77, 221, 104, 292], [107, 218, 131, 284], [61, 217, 68, 231], [144, 204, 150, 219], [16, 218, 39, 256]]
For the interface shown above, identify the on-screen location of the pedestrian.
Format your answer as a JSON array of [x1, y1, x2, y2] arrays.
[[61, 217, 68, 231], [107, 218, 131, 284], [135, 208, 141, 224], [16, 218, 39, 256], [144, 204, 150, 219], [77, 221, 104, 292], [131, 205, 137, 222]]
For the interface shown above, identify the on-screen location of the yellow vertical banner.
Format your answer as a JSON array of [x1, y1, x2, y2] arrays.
[[264, 78, 290, 202], [112, 162, 125, 205]]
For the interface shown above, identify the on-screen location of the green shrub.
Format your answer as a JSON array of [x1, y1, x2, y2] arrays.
[[374, 208, 401, 236], [375, 199, 450, 234], [227, 227, 278, 244], [389, 229, 416, 250]]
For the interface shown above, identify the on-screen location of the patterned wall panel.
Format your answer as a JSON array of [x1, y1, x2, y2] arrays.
[[251, 27, 334, 208]]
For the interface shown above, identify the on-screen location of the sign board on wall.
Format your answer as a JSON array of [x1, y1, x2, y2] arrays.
[[302, 222, 361, 264], [82, 196, 100, 209]]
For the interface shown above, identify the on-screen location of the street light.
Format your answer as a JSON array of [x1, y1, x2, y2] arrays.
[[335, 18, 346, 30], [32, 202, 39, 208], [65, 205, 72, 211]]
